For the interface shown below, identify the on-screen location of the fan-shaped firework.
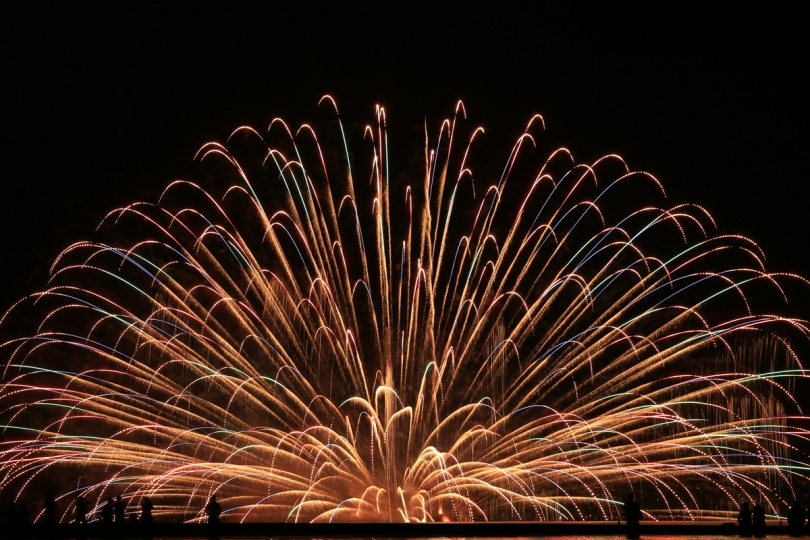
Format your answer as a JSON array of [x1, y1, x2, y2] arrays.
[[1, 99, 808, 524]]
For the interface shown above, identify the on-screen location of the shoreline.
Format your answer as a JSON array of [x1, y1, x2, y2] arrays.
[[5, 520, 805, 538]]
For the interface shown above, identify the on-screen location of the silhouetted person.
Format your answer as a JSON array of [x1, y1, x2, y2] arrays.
[[101, 497, 113, 524], [43, 491, 58, 525], [113, 495, 125, 524], [753, 503, 766, 537], [74, 496, 88, 525], [128, 513, 137, 525], [140, 497, 154, 525], [787, 505, 805, 536], [624, 492, 641, 539], [7, 502, 18, 525], [205, 495, 221, 525], [739, 501, 753, 537]]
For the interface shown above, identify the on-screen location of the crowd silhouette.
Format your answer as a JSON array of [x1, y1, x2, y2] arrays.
[[1, 491, 227, 526], [735, 499, 808, 538], [0, 490, 808, 537]]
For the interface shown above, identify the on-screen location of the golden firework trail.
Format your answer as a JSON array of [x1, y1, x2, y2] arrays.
[[1, 98, 808, 523]]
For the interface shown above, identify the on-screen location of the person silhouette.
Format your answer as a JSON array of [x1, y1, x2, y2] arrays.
[[738, 501, 753, 537], [43, 491, 58, 525], [101, 497, 113, 524], [624, 492, 641, 539], [74, 495, 88, 525], [140, 497, 154, 525], [113, 495, 125, 524], [205, 495, 222, 525], [787, 504, 805, 536], [752, 502, 766, 537]]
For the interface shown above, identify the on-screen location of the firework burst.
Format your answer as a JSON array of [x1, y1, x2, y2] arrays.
[[1, 98, 808, 523]]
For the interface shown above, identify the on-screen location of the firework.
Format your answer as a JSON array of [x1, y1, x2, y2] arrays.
[[1, 98, 808, 523]]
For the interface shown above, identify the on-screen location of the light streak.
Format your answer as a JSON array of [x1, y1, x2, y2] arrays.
[[1, 99, 808, 524]]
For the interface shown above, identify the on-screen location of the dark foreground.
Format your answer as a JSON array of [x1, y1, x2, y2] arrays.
[[3, 521, 806, 539]]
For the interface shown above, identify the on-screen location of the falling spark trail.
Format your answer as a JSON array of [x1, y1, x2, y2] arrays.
[[1, 99, 809, 524]]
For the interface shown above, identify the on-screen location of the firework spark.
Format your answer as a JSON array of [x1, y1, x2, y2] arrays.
[[1, 98, 808, 523]]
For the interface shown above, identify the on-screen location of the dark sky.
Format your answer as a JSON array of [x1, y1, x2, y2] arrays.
[[2, 4, 808, 315]]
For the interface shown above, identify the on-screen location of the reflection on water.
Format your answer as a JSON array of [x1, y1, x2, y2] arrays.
[[210, 537, 801, 540]]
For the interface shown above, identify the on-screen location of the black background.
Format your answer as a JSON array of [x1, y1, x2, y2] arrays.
[[2, 3, 808, 315]]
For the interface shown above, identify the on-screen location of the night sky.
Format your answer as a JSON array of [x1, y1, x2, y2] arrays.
[[3, 4, 808, 316]]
